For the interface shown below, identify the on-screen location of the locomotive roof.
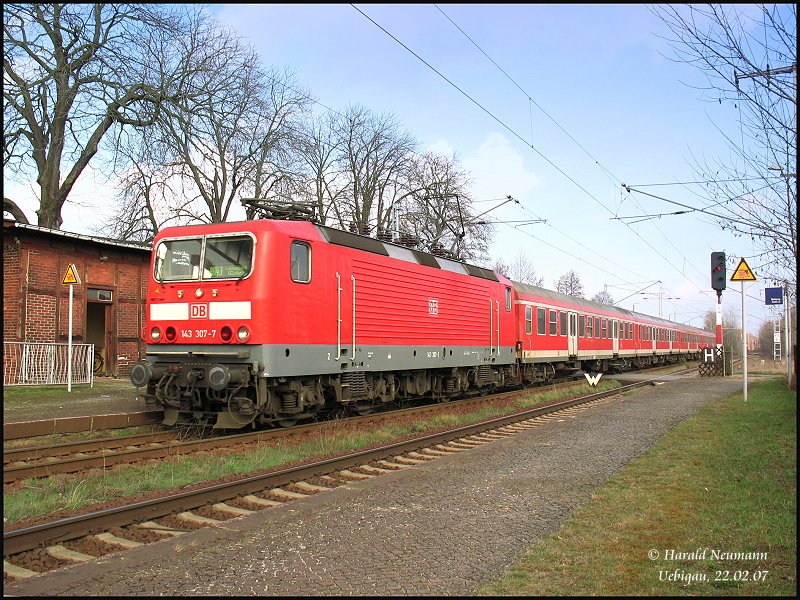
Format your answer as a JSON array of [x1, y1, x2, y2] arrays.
[[153, 218, 711, 336], [315, 223, 500, 283]]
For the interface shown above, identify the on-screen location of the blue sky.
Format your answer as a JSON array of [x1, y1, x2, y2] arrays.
[[6, 4, 793, 336]]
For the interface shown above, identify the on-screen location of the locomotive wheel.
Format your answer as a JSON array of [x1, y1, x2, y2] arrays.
[[277, 418, 297, 428]]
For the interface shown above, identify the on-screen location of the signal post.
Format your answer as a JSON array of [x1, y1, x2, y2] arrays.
[[700, 252, 728, 377], [730, 257, 757, 403]]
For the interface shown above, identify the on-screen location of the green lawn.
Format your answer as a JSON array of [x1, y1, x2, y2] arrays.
[[479, 378, 796, 596]]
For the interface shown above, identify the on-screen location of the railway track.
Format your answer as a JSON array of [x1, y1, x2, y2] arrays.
[[2, 378, 595, 483], [3, 375, 683, 580], [3, 365, 694, 484]]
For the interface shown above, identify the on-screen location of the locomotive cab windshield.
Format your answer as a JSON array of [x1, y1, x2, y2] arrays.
[[154, 234, 255, 282]]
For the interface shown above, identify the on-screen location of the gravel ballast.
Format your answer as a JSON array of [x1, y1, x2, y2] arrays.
[[5, 375, 743, 596]]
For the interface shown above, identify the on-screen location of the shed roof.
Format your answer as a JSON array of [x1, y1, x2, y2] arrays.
[[3, 219, 150, 253]]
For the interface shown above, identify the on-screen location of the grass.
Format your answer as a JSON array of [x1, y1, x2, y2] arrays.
[[3, 377, 133, 401], [3, 378, 138, 424], [2, 380, 620, 524], [477, 377, 796, 596]]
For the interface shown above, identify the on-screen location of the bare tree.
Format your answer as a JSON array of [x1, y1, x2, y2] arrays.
[[591, 289, 614, 305], [650, 4, 797, 290], [494, 250, 544, 285], [555, 270, 585, 298], [103, 15, 311, 234], [241, 69, 312, 220], [3, 197, 29, 223], [703, 307, 742, 356], [400, 152, 493, 262], [335, 105, 416, 235], [292, 110, 354, 227], [3, 4, 190, 229]]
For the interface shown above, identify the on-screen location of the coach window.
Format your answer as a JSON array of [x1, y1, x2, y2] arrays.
[[601, 319, 608, 339], [594, 317, 600, 338], [537, 307, 546, 335], [579, 315, 585, 337], [290, 241, 311, 283], [505, 287, 512, 311], [587, 316, 594, 338], [525, 306, 532, 334], [560, 311, 567, 336], [549, 310, 558, 336]]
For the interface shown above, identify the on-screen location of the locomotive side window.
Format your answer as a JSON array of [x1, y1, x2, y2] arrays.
[[204, 236, 253, 280], [505, 287, 512, 311], [525, 306, 532, 334], [549, 310, 557, 336], [290, 241, 311, 283], [537, 308, 546, 335]]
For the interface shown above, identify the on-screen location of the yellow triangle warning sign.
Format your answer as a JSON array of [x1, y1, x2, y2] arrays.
[[730, 257, 756, 282], [61, 264, 81, 285]]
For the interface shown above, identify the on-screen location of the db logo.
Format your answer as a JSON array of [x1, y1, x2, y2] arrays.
[[189, 303, 208, 319]]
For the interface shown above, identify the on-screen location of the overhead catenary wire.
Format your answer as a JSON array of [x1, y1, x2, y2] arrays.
[[351, 5, 729, 299]]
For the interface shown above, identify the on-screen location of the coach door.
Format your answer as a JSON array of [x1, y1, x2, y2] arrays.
[[612, 319, 619, 355], [568, 312, 578, 356]]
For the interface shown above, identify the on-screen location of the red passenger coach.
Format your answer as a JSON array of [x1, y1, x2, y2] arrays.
[[131, 217, 713, 430], [512, 282, 712, 375], [132, 219, 518, 428]]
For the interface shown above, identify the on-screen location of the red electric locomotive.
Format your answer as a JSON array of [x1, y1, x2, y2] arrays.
[[131, 218, 519, 429], [131, 218, 714, 429]]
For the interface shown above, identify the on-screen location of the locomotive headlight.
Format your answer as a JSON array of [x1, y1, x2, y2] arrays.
[[150, 327, 162, 342], [195, 287, 204, 298], [237, 326, 251, 342]]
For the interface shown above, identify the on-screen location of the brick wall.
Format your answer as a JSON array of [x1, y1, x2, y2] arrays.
[[3, 223, 150, 377], [2, 237, 21, 340]]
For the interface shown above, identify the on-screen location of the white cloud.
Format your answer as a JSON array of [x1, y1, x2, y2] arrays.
[[462, 132, 541, 202]]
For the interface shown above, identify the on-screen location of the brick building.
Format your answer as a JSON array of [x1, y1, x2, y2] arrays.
[[3, 220, 151, 377]]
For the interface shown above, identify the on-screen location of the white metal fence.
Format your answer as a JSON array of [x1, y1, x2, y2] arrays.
[[3, 342, 95, 386]]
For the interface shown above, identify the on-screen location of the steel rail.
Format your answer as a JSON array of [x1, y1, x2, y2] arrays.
[[2, 377, 605, 483], [3, 379, 656, 556]]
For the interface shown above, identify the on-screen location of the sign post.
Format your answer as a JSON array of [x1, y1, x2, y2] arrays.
[[61, 264, 81, 392], [730, 258, 756, 403]]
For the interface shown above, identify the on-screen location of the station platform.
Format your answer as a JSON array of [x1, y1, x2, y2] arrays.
[[2, 378, 159, 439]]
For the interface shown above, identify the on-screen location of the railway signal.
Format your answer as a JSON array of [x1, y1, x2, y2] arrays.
[[710, 251, 726, 350], [710, 252, 726, 292]]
